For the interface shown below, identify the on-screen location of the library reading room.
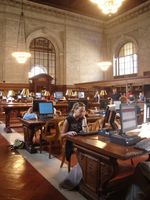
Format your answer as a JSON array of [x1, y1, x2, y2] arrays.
[[1, 0, 150, 200]]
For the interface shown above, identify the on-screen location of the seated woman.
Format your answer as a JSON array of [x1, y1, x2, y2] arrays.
[[59, 102, 89, 190], [61, 102, 88, 162]]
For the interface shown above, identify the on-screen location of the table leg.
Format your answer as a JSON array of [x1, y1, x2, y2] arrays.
[[4, 109, 12, 133], [23, 125, 37, 153]]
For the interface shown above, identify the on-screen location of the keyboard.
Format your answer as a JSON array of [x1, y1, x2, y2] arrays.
[[135, 138, 150, 151], [38, 115, 53, 121], [110, 134, 142, 146], [78, 131, 98, 136]]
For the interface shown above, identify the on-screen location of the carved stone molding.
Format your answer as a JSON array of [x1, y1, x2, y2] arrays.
[[106, 1, 150, 27], [1, 0, 102, 30]]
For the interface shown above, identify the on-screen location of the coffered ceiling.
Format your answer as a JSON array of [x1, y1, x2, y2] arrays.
[[28, 0, 148, 20]]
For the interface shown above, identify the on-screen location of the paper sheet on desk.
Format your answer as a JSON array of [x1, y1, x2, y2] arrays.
[[126, 128, 141, 136], [138, 123, 150, 138]]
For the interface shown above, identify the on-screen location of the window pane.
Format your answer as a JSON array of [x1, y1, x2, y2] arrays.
[[29, 37, 56, 82], [114, 42, 137, 76]]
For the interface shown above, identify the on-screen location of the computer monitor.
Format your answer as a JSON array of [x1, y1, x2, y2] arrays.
[[114, 101, 121, 110], [120, 104, 137, 134], [102, 106, 117, 130], [143, 103, 150, 123], [78, 91, 85, 99], [54, 91, 63, 100], [38, 102, 54, 116], [32, 99, 46, 113], [35, 92, 42, 99], [17, 95, 22, 99]]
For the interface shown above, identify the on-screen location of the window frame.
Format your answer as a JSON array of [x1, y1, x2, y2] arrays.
[[113, 41, 138, 78], [29, 37, 56, 83]]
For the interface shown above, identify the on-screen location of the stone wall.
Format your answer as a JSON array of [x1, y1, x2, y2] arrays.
[[105, 0, 150, 80], [0, 0, 103, 85], [0, 0, 150, 86]]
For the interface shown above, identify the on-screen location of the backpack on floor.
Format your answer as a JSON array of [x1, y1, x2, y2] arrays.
[[13, 139, 25, 149]]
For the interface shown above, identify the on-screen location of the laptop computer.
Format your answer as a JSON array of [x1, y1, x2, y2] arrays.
[[38, 102, 54, 121]]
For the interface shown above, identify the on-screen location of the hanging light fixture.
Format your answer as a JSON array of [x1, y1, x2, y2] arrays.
[[90, 0, 125, 15], [97, 61, 112, 71], [12, 0, 31, 64]]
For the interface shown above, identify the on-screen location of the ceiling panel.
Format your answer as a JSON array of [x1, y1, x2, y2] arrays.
[[28, 0, 149, 20]]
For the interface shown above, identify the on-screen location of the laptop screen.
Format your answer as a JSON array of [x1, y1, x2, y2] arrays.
[[120, 104, 137, 133], [114, 101, 121, 110], [39, 102, 54, 115], [54, 91, 63, 100]]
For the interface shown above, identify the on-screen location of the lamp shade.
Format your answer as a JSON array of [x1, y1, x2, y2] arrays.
[[21, 88, 29, 97], [12, 0, 31, 64], [7, 90, 15, 97], [43, 90, 50, 97], [97, 61, 112, 71], [100, 90, 107, 96]]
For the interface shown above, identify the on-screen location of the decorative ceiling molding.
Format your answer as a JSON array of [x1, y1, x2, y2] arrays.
[[1, 0, 103, 30], [106, 0, 150, 27], [1, 0, 150, 33]]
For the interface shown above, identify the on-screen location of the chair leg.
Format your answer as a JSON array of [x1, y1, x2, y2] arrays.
[[68, 160, 71, 172], [60, 153, 66, 168], [49, 141, 52, 159], [60, 153, 71, 173], [131, 158, 134, 166], [40, 133, 42, 153]]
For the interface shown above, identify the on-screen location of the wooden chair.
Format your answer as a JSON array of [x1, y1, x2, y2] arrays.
[[41, 119, 62, 159], [58, 120, 72, 172], [88, 119, 102, 131]]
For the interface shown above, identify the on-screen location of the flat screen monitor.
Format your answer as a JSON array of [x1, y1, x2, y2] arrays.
[[35, 92, 42, 99], [32, 99, 46, 113], [17, 95, 22, 99], [102, 107, 116, 130], [144, 103, 150, 123], [78, 92, 85, 99], [114, 101, 121, 110], [39, 102, 54, 115], [120, 104, 137, 133], [54, 91, 63, 100]]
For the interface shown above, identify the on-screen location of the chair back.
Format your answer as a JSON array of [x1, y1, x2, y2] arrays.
[[57, 120, 64, 140]]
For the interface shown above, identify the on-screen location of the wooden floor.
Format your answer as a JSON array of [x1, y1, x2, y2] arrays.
[[0, 119, 148, 200], [0, 134, 67, 200]]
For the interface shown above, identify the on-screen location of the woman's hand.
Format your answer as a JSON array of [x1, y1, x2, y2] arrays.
[[67, 131, 77, 136]]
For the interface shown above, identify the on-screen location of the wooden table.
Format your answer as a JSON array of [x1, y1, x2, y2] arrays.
[[20, 115, 105, 154], [21, 116, 65, 153], [1, 103, 32, 133], [67, 134, 149, 200], [21, 119, 45, 153]]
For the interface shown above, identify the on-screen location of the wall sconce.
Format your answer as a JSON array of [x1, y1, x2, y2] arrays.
[[12, 0, 31, 64]]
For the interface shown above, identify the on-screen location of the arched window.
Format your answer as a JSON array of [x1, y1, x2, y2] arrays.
[[29, 37, 56, 82], [113, 42, 138, 77]]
